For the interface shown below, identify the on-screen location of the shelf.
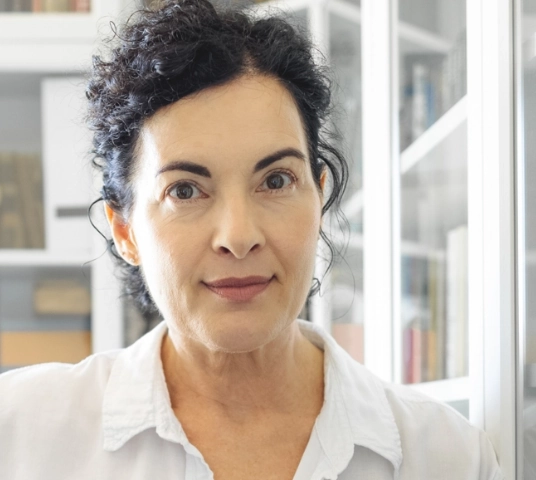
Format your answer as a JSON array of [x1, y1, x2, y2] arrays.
[[0, 44, 95, 72], [399, 240, 445, 260], [331, 230, 446, 259], [0, 13, 96, 40], [0, 250, 93, 267], [249, 0, 311, 15], [408, 376, 469, 403], [401, 95, 467, 174]]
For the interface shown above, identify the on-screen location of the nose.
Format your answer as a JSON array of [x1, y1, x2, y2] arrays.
[[211, 193, 265, 259]]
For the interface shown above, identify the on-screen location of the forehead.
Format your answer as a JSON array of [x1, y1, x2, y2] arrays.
[[139, 75, 308, 170]]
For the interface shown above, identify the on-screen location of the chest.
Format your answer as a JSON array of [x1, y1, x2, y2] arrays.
[[175, 409, 316, 480]]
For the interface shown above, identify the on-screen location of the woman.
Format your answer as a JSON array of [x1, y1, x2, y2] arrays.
[[0, 0, 503, 479]]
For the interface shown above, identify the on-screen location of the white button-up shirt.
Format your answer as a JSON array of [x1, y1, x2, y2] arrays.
[[0, 320, 503, 480]]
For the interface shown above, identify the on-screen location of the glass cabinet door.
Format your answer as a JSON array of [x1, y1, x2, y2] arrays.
[[518, 0, 536, 476], [395, 0, 468, 409], [326, 0, 364, 363]]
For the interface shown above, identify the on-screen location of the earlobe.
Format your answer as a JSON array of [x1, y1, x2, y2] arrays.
[[319, 168, 328, 196], [103, 202, 139, 266]]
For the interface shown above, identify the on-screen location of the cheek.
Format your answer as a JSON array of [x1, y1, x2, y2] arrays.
[[272, 198, 321, 276], [132, 211, 205, 303]]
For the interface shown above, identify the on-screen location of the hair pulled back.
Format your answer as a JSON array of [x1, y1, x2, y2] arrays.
[[87, 0, 348, 316]]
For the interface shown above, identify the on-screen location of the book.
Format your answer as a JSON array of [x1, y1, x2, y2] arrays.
[[42, 0, 69, 11], [401, 255, 425, 383], [446, 225, 468, 378], [0, 330, 91, 366], [411, 63, 428, 141], [441, 29, 467, 114], [32, 0, 41, 11], [72, 0, 89, 12], [400, 53, 444, 150], [426, 256, 447, 381], [14, 153, 45, 248], [34, 280, 91, 315], [403, 323, 422, 384], [0, 153, 26, 248], [0, 1, 12, 12], [11, 0, 31, 10], [0, 152, 44, 248]]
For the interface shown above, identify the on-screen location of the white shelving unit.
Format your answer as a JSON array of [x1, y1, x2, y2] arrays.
[[0, 1, 138, 373], [0, 0, 518, 473]]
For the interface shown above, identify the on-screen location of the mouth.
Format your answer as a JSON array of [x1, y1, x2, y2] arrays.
[[203, 276, 274, 302]]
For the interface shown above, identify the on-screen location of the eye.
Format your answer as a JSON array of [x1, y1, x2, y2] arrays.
[[261, 171, 295, 191], [168, 182, 204, 201]]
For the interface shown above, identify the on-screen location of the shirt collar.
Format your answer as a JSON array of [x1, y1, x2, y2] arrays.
[[102, 320, 402, 475], [102, 321, 191, 453], [298, 321, 402, 477]]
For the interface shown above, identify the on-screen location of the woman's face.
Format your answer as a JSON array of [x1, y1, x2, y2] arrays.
[[108, 74, 325, 353]]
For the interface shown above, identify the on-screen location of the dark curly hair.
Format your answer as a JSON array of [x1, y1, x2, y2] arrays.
[[87, 0, 349, 316]]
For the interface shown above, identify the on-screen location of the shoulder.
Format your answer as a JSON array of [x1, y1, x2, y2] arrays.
[[0, 349, 120, 431], [382, 380, 473, 436], [381, 380, 501, 478], [0, 348, 120, 397], [334, 349, 501, 478]]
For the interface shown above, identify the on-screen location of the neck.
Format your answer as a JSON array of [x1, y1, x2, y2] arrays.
[[161, 320, 324, 420]]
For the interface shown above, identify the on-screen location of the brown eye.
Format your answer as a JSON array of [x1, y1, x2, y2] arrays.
[[264, 172, 293, 190], [170, 182, 201, 200]]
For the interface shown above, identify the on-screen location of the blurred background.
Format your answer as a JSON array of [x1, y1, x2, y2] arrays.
[[0, 0, 534, 476]]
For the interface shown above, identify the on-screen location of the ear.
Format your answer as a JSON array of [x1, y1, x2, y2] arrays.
[[104, 203, 139, 266], [319, 167, 328, 196]]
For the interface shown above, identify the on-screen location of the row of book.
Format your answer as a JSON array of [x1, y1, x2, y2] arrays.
[[0, 0, 89, 12], [0, 152, 45, 249], [0, 331, 92, 366], [1, 279, 92, 368], [400, 29, 467, 151], [402, 224, 468, 384]]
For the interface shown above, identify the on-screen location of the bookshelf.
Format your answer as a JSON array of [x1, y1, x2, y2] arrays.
[[395, 0, 468, 413], [0, 264, 92, 374], [0, 1, 133, 371]]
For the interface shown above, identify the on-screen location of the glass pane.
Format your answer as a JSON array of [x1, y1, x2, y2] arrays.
[[398, 0, 467, 384], [0, 74, 45, 249], [399, 0, 466, 151], [328, 12, 363, 363], [519, 0, 536, 476], [0, 266, 92, 373]]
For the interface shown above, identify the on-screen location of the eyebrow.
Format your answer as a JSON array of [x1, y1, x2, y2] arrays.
[[155, 147, 306, 178]]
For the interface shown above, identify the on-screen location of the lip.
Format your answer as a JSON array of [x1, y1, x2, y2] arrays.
[[203, 276, 273, 302]]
